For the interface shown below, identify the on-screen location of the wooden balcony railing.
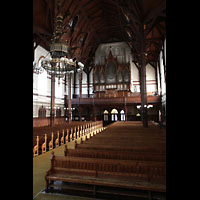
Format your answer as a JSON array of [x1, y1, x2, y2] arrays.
[[69, 95, 161, 106]]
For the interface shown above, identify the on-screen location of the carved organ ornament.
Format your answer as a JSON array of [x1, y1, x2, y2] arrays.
[[93, 49, 130, 95]]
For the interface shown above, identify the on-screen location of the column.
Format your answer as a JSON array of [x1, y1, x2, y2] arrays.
[[68, 73, 72, 123], [140, 55, 148, 128], [73, 71, 77, 98], [124, 105, 128, 121], [139, 23, 148, 128], [79, 72, 82, 98], [162, 48, 166, 83], [87, 72, 90, 97], [158, 60, 162, 95], [50, 75, 55, 126]]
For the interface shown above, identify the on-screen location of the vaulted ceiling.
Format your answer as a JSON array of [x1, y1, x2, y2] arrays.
[[33, 0, 166, 73]]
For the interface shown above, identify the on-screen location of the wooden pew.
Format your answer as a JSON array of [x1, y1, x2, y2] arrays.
[[45, 152, 166, 196], [45, 121, 165, 198], [76, 144, 166, 154], [33, 121, 104, 157], [64, 147, 166, 162]]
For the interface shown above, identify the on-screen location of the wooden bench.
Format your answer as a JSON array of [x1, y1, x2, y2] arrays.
[[76, 144, 166, 154], [45, 152, 166, 198], [64, 147, 166, 162], [85, 139, 165, 146], [33, 121, 104, 157]]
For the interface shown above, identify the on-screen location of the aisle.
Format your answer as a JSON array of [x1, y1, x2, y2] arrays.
[[33, 140, 77, 198], [33, 127, 105, 199]]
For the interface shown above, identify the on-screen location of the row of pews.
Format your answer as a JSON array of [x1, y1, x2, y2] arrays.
[[45, 121, 166, 200], [33, 121, 104, 157]]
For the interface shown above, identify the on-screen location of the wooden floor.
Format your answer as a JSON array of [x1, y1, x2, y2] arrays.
[[33, 121, 166, 200]]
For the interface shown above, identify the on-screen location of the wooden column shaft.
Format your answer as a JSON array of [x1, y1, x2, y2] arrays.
[[79, 72, 82, 98], [73, 72, 76, 96], [139, 53, 148, 128], [50, 75, 55, 126], [87, 72, 90, 97], [68, 73, 72, 123]]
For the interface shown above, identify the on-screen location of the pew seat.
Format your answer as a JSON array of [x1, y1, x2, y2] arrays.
[[45, 153, 166, 198]]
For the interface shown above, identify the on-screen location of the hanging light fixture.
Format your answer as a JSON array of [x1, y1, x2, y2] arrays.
[[33, 60, 44, 74], [34, 0, 84, 78]]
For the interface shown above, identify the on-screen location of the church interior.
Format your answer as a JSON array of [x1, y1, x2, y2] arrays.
[[33, 0, 166, 199]]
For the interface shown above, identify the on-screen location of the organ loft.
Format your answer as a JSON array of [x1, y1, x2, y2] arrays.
[[33, 0, 166, 199]]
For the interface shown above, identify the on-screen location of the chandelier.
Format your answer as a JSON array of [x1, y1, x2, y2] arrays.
[[33, 60, 44, 74], [33, 0, 84, 78]]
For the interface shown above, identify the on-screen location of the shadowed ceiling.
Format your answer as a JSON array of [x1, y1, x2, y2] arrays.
[[33, 0, 166, 73]]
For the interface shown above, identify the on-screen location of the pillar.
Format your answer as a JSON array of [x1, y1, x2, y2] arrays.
[[140, 55, 148, 128], [73, 71, 77, 98], [124, 105, 128, 121], [50, 75, 55, 126], [79, 72, 82, 98], [87, 72, 90, 97], [68, 73, 72, 123]]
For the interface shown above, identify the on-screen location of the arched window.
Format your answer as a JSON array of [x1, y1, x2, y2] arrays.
[[120, 110, 125, 121], [103, 110, 109, 121], [111, 109, 118, 121]]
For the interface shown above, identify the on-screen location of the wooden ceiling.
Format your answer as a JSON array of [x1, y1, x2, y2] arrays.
[[33, 0, 166, 73]]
